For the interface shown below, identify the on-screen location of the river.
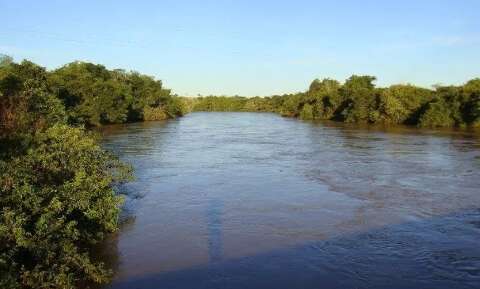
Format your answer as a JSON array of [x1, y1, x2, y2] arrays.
[[100, 112, 480, 289]]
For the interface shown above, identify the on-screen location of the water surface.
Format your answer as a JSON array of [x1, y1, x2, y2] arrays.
[[101, 112, 480, 289]]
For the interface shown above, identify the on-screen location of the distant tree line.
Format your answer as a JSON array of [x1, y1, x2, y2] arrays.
[[190, 76, 480, 128], [0, 55, 185, 289], [189, 96, 274, 112]]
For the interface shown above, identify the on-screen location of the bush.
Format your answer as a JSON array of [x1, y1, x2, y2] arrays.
[[1, 58, 132, 289], [164, 97, 188, 117], [143, 106, 168, 121], [0, 125, 132, 289], [418, 98, 455, 127], [299, 103, 314, 120]]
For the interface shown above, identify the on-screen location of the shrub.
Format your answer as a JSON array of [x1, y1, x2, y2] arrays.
[[299, 103, 314, 120], [0, 125, 132, 289], [143, 106, 168, 121], [418, 98, 455, 127]]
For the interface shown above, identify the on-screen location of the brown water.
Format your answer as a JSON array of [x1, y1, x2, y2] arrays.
[[100, 112, 480, 289]]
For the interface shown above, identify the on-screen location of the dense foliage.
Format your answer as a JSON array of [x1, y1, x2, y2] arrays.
[[191, 76, 480, 128], [0, 56, 193, 288], [49, 61, 186, 126], [0, 125, 131, 289], [191, 96, 274, 112]]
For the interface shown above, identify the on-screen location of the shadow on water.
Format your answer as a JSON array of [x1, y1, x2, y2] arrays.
[[105, 208, 480, 289], [207, 199, 224, 263]]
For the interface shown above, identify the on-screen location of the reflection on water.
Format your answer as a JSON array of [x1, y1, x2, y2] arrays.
[[100, 112, 480, 289]]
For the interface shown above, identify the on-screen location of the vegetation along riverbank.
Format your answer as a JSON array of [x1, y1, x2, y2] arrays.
[[1, 55, 479, 289], [189, 76, 480, 128], [0, 56, 185, 289]]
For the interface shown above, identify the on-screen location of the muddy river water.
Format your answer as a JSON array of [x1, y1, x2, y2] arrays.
[[100, 112, 480, 289]]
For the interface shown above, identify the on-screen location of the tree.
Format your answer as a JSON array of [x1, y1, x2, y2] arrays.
[[306, 78, 341, 119], [279, 93, 304, 117], [0, 54, 13, 67], [1, 59, 132, 289], [49, 62, 131, 126], [49, 61, 182, 126], [378, 84, 433, 124], [462, 78, 480, 126], [418, 97, 455, 127], [300, 103, 314, 120], [339, 75, 377, 123], [0, 60, 65, 141]]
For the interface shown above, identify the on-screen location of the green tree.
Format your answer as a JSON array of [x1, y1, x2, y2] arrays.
[[461, 78, 480, 126], [0, 54, 14, 67], [306, 78, 342, 119], [49, 61, 182, 126], [279, 93, 304, 117], [49, 62, 131, 126], [0, 60, 65, 142], [418, 97, 455, 127], [378, 85, 433, 124], [299, 103, 314, 120], [1, 58, 132, 289], [339, 75, 378, 123]]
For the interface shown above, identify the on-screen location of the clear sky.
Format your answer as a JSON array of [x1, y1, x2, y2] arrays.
[[1, 0, 479, 96]]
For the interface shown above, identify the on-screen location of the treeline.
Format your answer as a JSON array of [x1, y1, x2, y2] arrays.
[[51, 60, 185, 126], [190, 96, 274, 112], [191, 76, 480, 128], [0, 56, 184, 289]]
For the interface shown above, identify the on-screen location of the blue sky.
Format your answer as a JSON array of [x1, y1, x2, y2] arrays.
[[1, 0, 479, 96]]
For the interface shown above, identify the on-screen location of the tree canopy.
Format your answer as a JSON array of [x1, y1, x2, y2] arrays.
[[190, 75, 480, 128]]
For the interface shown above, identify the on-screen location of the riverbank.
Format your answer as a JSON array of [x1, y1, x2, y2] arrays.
[[185, 76, 480, 129]]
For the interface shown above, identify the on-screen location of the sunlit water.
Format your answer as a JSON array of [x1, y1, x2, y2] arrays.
[[100, 112, 480, 289]]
